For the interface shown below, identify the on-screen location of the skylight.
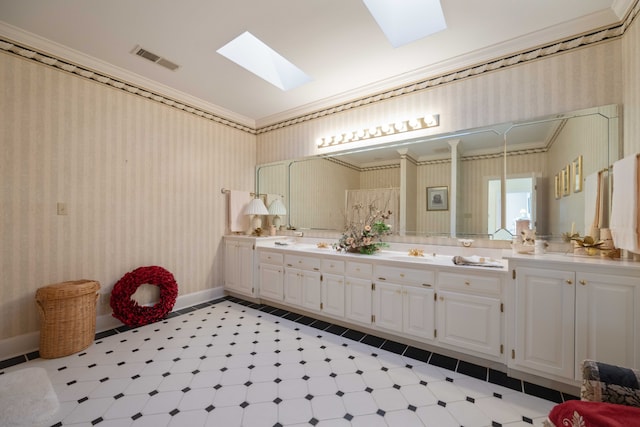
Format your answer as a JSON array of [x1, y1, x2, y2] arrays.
[[363, 0, 447, 48], [216, 31, 312, 91]]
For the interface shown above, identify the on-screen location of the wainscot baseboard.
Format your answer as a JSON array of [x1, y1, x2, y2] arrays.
[[0, 286, 225, 362]]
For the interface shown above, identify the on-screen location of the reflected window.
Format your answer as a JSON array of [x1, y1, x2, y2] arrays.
[[488, 177, 535, 236]]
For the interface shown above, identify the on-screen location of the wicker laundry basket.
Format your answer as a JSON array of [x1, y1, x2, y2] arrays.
[[35, 280, 100, 358]]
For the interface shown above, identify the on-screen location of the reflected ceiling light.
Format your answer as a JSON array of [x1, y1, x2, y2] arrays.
[[217, 31, 312, 91], [317, 114, 440, 148], [363, 0, 447, 48]]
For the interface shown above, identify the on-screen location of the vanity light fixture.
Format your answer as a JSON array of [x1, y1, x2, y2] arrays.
[[317, 114, 440, 148]]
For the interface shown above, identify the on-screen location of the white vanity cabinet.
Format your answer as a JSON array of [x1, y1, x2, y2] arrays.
[[509, 257, 640, 384], [258, 250, 284, 301], [224, 237, 257, 298], [284, 254, 322, 312], [345, 261, 374, 326], [437, 271, 503, 360], [372, 264, 436, 341], [320, 259, 346, 318]]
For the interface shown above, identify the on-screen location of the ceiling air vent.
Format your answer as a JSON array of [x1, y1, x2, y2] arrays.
[[131, 45, 180, 71]]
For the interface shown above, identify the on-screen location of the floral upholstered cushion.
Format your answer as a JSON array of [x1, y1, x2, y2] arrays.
[[581, 360, 640, 407], [544, 400, 640, 427]]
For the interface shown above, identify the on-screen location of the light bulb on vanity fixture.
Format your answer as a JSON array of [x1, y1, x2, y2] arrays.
[[244, 197, 269, 234], [267, 198, 287, 231]]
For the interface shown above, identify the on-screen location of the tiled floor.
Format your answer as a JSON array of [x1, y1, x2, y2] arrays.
[[1, 297, 573, 427]]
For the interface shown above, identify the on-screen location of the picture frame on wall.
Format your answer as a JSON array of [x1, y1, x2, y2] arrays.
[[554, 174, 561, 199], [573, 155, 583, 193], [427, 186, 448, 211]]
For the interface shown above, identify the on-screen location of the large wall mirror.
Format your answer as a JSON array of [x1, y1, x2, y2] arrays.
[[257, 104, 619, 242]]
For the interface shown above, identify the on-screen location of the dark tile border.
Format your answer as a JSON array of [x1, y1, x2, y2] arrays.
[[0, 294, 574, 405]]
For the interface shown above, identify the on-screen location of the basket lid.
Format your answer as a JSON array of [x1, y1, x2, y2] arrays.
[[36, 280, 100, 300]]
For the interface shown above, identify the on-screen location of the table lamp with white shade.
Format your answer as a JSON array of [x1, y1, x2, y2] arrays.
[[244, 197, 269, 234], [268, 198, 287, 230]]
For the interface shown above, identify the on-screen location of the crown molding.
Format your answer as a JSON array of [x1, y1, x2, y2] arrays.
[[0, 21, 256, 131]]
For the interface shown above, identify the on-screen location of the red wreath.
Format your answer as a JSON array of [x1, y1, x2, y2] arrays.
[[111, 266, 178, 327]]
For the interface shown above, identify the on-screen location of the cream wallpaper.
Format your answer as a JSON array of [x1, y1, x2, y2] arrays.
[[0, 52, 256, 342], [623, 11, 640, 155]]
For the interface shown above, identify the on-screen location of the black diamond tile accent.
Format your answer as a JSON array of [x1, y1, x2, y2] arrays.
[[145, 359, 153, 364], [457, 360, 488, 381], [244, 381, 253, 387], [274, 378, 282, 383], [429, 353, 458, 371], [214, 384, 222, 390], [365, 387, 373, 393], [273, 397, 282, 404], [274, 362, 281, 367], [302, 375, 310, 381], [336, 390, 344, 396], [220, 367, 228, 372], [356, 370, 363, 375], [381, 367, 388, 372], [67, 380, 77, 386], [467, 396, 475, 403], [206, 404, 215, 412], [348, 355, 355, 360], [91, 417, 103, 425], [492, 422, 502, 427], [393, 384, 401, 389], [523, 381, 563, 403], [132, 374, 140, 380], [162, 372, 170, 377], [326, 324, 348, 336], [169, 408, 180, 416], [408, 404, 417, 411], [437, 400, 447, 407], [100, 377, 109, 383], [114, 393, 124, 400], [78, 396, 89, 404], [58, 366, 67, 371], [523, 416, 533, 424], [493, 392, 502, 399], [381, 340, 407, 355], [330, 373, 337, 378], [240, 401, 250, 408], [132, 413, 142, 420], [376, 409, 386, 416], [361, 334, 385, 348], [305, 394, 314, 400], [51, 423, 62, 427], [273, 423, 283, 427], [342, 329, 366, 342], [192, 370, 200, 375], [299, 360, 306, 365], [149, 390, 158, 396], [446, 377, 454, 382], [405, 364, 413, 369], [309, 417, 319, 426], [182, 387, 191, 393], [324, 358, 331, 363], [88, 363, 97, 368], [488, 369, 523, 392], [420, 380, 428, 386], [248, 364, 255, 369]]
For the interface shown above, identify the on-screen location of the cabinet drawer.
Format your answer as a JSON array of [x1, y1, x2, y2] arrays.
[[285, 254, 321, 271], [438, 271, 501, 295], [322, 259, 345, 275], [346, 261, 373, 279], [375, 264, 434, 287], [259, 251, 283, 265]]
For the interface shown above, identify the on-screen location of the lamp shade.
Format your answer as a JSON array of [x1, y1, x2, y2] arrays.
[[267, 199, 287, 216], [244, 198, 269, 215]]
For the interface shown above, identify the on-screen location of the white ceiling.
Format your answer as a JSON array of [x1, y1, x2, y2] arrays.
[[0, 0, 632, 128]]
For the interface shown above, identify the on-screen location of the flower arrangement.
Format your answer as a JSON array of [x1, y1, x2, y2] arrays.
[[333, 203, 392, 254]]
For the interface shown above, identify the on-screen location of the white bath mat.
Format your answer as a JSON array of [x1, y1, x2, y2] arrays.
[[0, 367, 59, 427]]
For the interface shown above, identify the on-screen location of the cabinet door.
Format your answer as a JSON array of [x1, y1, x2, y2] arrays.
[[322, 273, 345, 318], [345, 277, 372, 325], [301, 271, 322, 312], [259, 263, 283, 301], [404, 286, 435, 341], [437, 291, 500, 357], [575, 272, 639, 376], [372, 282, 403, 333], [284, 268, 303, 305], [225, 240, 254, 296], [513, 267, 575, 379]]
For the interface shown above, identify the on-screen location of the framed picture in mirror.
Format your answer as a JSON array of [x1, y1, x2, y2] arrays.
[[562, 165, 570, 196], [573, 155, 583, 193], [427, 186, 448, 211], [555, 174, 561, 199]]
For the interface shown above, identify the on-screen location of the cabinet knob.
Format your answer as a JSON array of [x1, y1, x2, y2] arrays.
[[400, 273, 405, 278], [566, 279, 573, 285], [377, 277, 386, 281], [422, 283, 431, 287], [579, 280, 587, 285], [464, 280, 470, 286]]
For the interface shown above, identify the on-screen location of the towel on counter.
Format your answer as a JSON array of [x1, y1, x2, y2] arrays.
[[228, 190, 251, 232], [452, 255, 505, 268], [610, 154, 639, 253]]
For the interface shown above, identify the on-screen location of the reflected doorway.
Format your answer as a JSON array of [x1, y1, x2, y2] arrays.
[[487, 176, 536, 236]]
